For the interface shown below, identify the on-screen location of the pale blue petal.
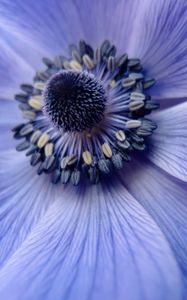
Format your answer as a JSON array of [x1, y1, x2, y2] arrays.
[[1, 0, 187, 101], [72, 0, 141, 52], [129, 0, 187, 99], [148, 101, 187, 181], [0, 0, 140, 100], [0, 38, 34, 99], [0, 0, 84, 56], [0, 0, 141, 56], [0, 26, 47, 70], [0, 150, 59, 265], [0, 179, 182, 300], [121, 159, 187, 295], [0, 99, 22, 150]]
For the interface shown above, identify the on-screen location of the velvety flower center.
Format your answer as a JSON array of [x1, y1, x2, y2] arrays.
[[13, 40, 158, 185], [43, 70, 106, 132]]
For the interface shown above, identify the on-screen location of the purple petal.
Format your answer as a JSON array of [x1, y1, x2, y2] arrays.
[[148, 101, 187, 182], [0, 37, 34, 99], [72, 0, 140, 52], [0, 0, 84, 56], [0, 99, 22, 150], [0, 179, 182, 300], [129, 0, 187, 99], [0, 0, 141, 56], [0, 150, 58, 265], [121, 158, 187, 294]]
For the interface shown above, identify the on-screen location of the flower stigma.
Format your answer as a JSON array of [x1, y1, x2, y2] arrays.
[[12, 40, 158, 185], [43, 70, 106, 132]]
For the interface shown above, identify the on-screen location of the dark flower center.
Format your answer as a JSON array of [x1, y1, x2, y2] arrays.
[[43, 70, 106, 132], [13, 39, 158, 186]]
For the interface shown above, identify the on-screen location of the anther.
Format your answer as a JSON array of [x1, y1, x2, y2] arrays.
[[13, 39, 157, 186], [30, 130, 42, 144], [129, 72, 144, 80], [61, 169, 71, 184], [101, 143, 113, 158], [30, 152, 41, 166], [143, 78, 156, 89], [122, 77, 136, 88], [126, 120, 141, 129], [129, 100, 144, 111], [69, 60, 82, 70], [44, 143, 54, 157], [29, 96, 43, 110], [82, 151, 92, 165], [130, 92, 146, 101], [83, 54, 95, 69], [34, 82, 46, 91], [116, 130, 126, 142], [16, 141, 30, 151], [20, 124, 33, 136], [67, 155, 78, 166], [37, 133, 49, 148], [22, 111, 36, 120]]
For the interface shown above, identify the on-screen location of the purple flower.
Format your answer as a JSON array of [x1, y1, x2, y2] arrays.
[[0, 0, 187, 299]]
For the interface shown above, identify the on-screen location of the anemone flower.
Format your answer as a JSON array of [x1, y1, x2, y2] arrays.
[[0, 0, 187, 300]]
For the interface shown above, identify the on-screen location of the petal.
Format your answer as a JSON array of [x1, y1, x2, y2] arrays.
[[0, 180, 182, 300], [0, 99, 22, 150], [129, 0, 187, 99], [0, 150, 58, 265], [0, 26, 48, 72], [0, 38, 34, 99], [0, 0, 141, 56], [121, 159, 187, 293], [148, 101, 187, 182], [2, 0, 187, 101], [72, 0, 141, 52], [0, 0, 140, 99], [0, 0, 84, 56]]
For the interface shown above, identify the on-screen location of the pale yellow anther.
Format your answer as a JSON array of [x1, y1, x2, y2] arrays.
[[22, 111, 36, 120], [115, 130, 126, 142], [63, 61, 71, 70], [126, 120, 142, 129], [101, 142, 112, 158], [44, 143, 54, 157], [67, 155, 77, 166], [30, 130, 41, 144], [29, 96, 43, 111], [34, 82, 46, 91], [129, 100, 144, 111], [82, 151, 92, 165], [130, 92, 145, 101], [110, 80, 116, 88], [37, 133, 49, 148], [69, 60, 82, 70], [83, 54, 95, 69]]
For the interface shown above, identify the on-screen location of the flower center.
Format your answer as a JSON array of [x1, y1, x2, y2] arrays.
[[13, 40, 158, 185], [43, 70, 106, 132]]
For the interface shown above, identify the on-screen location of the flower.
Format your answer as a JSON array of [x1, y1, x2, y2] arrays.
[[0, 0, 187, 299]]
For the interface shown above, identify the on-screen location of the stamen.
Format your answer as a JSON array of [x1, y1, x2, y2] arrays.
[[116, 130, 126, 142], [82, 151, 93, 165], [126, 120, 142, 129], [83, 54, 95, 69], [13, 40, 158, 185], [44, 143, 54, 157], [101, 143, 113, 158], [37, 133, 49, 148]]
